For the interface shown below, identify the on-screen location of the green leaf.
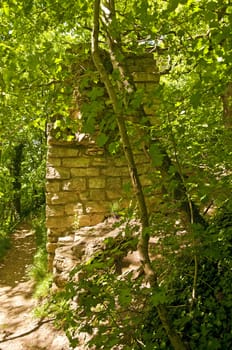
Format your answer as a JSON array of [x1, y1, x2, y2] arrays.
[[168, 0, 180, 11], [2, 2, 10, 16], [118, 287, 132, 306], [108, 141, 119, 154], [87, 87, 105, 100], [150, 291, 167, 306], [96, 133, 109, 147]]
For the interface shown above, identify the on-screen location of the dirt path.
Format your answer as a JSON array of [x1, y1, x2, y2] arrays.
[[0, 224, 70, 350]]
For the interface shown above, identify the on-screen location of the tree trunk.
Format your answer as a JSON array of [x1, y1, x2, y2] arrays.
[[12, 143, 24, 217], [91, 1, 188, 349], [222, 82, 232, 128]]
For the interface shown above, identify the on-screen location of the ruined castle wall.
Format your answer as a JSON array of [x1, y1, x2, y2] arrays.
[[46, 53, 159, 271], [46, 139, 156, 269]]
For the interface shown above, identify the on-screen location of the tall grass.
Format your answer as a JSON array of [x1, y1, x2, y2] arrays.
[[0, 229, 11, 260], [27, 206, 52, 298]]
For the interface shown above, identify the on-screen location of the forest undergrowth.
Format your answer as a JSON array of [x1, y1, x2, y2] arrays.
[[37, 199, 232, 350]]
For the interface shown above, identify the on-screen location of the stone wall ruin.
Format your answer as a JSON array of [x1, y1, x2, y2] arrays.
[[46, 53, 160, 271]]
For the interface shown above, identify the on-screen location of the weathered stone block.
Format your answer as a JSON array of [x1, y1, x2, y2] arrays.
[[101, 167, 127, 177], [47, 227, 69, 239], [85, 201, 109, 213], [46, 215, 74, 229], [89, 189, 106, 201], [127, 55, 157, 72], [49, 192, 78, 205], [46, 181, 60, 193], [132, 71, 159, 83], [91, 157, 107, 166], [86, 148, 105, 156], [62, 157, 90, 167], [65, 203, 84, 215], [78, 214, 105, 227], [47, 229, 59, 242], [46, 166, 70, 180], [48, 147, 79, 158], [90, 214, 106, 225], [79, 191, 90, 200], [62, 178, 86, 191], [134, 154, 149, 165], [114, 157, 127, 167], [78, 215, 91, 227], [137, 163, 151, 175], [106, 177, 122, 190], [70, 167, 100, 177], [46, 193, 53, 205], [47, 157, 61, 167], [89, 178, 106, 189], [46, 204, 65, 217], [117, 167, 130, 176]]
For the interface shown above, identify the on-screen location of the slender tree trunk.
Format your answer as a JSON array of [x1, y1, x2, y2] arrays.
[[103, 0, 206, 230], [221, 82, 232, 128], [12, 143, 24, 217], [91, 1, 188, 349]]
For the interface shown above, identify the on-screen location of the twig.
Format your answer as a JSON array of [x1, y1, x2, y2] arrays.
[[0, 318, 55, 343]]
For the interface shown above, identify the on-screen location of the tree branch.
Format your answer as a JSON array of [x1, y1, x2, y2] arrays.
[[0, 318, 55, 343]]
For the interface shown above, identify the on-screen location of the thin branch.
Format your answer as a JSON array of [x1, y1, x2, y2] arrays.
[[0, 318, 55, 343], [20, 79, 66, 90]]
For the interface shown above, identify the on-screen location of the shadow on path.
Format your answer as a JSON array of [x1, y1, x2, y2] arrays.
[[0, 223, 69, 350], [0, 224, 36, 287]]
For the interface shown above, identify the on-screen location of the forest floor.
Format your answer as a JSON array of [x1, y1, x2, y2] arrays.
[[0, 223, 70, 350]]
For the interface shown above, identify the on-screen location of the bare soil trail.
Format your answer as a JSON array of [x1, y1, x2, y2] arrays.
[[0, 223, 70, 350]]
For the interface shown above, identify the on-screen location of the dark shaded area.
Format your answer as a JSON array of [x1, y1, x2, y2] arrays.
[[0, 224, 36, 287]]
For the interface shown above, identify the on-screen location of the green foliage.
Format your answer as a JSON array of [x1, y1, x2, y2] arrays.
[[27, 207, 52, 298], [0, 122, 46, 236], [0, 161, 15, 228], [30, 206, 47, 249], [0, 229, 11, 260], [42, 224, 147, 349], [44, 203, 232, 349], [1, 0, 232, 348]]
